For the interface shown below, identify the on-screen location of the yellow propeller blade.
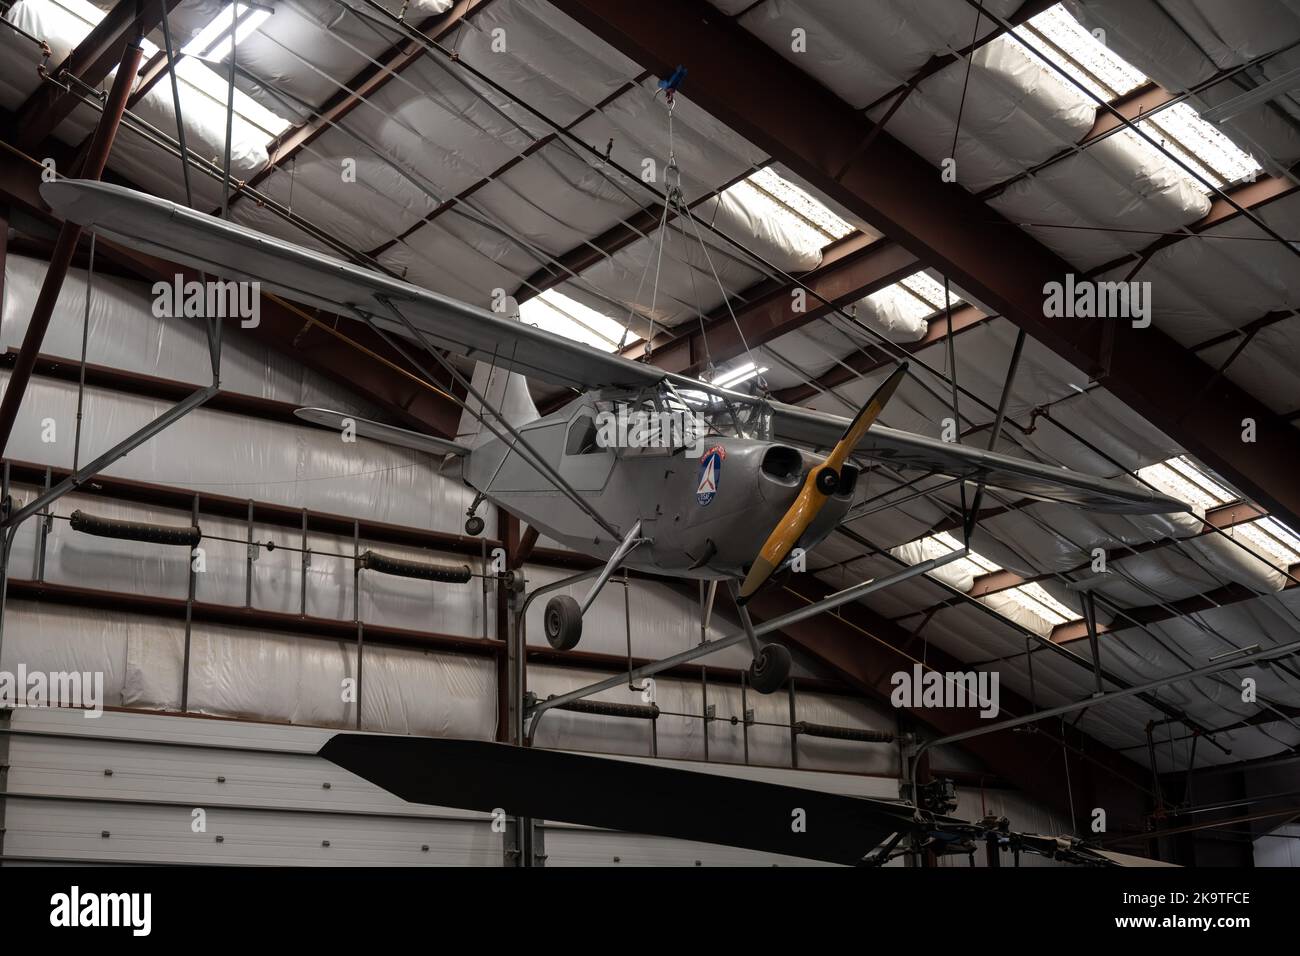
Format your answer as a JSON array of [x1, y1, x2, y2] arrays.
[[736, 363, 908, 604]]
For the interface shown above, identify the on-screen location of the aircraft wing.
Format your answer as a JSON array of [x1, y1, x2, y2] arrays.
[[770, 402, 1186, 514], [45, 180, 1183, 516], [41, 179, 666, 394]]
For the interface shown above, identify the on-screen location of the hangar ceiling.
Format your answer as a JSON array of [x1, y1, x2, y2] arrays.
[[1, 0, 1299, 824]]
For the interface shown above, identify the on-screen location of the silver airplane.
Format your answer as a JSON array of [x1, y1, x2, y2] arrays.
[[43, 180, 1185, 693]]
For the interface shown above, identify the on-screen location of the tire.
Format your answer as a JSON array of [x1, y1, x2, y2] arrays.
[[544, 595, 583, 651], [464, 515, 486, 536], [748, 642, 791, 694]]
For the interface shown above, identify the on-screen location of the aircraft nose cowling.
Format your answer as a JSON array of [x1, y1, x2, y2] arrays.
[[756, 445, 807, 502]]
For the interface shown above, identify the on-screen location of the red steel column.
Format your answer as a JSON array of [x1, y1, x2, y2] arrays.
[[0, 39, 144, 455]]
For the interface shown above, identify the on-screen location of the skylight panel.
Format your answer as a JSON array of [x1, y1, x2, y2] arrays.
[[1228, 517, 1300, 570], [900, 531, 1082, 635], [182, 2, 271, 61], [1023, 4, 1146, 101], [1137, 455, 1234, 511], [173, 56, 290, 139], [1135, 456, 1298, 570], [1138, 103, 1262, 186], [929, 531, 1000, 578], [519, 290, 635, 353], [1008, 582, 1079, 627], [1020, 5, 1261, 188], [899, 271, 962, 313], [731, 167, 853, 253], [859, 271, 962, 325], [37, 0, 290, 143], [861, 283, 935, 325]]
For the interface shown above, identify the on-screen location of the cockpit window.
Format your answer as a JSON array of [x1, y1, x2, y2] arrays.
[[565, 415, 602, 455]]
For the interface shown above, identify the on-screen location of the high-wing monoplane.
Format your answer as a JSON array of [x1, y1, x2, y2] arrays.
[[43, 179, 1185, 695]]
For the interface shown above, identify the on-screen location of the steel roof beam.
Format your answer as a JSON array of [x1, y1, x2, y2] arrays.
[[229, 0, 495, 210], [893, 500, 1272, 623], [1050, 565, 1300, 644], [630, 231, 921, 376], [15, 0, 183, 151], [550, 0, 1300, 533], [0, 141, 462, 439]]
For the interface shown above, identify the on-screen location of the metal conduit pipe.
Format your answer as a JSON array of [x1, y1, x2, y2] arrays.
[[0, 39, 144, 454]]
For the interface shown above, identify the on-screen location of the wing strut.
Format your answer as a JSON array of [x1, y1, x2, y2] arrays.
[[363, 295, 622, 541]]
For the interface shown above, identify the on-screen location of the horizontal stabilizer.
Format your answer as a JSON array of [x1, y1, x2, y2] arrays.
[[295, 408, 469, 457]]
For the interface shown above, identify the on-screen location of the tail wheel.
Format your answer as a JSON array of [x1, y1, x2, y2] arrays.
[[544, 595, 583, 651], [748, 642, 791, 694], [464, 515, 485, 536]]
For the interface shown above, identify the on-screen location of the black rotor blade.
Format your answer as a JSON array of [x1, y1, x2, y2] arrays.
[[319, 735, 919, 865]]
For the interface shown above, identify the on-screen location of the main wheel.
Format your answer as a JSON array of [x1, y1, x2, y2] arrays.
[[748, 642, 791, 694], [544, 595, 583, 651], [464, 515, 485, 536]]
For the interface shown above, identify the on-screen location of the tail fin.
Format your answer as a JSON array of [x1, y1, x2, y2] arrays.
[[456, 359, 540, 448]]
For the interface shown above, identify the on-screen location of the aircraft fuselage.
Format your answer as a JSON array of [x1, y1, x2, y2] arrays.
[[464, 395, 857, 580]]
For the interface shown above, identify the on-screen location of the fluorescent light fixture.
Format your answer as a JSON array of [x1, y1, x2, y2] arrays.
[[713, 361, 769, 389], [519, 290, 635, 353], [183, 2, 272, 61]]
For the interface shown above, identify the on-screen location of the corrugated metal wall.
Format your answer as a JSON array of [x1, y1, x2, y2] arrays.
[[1, 708, 502, 865]]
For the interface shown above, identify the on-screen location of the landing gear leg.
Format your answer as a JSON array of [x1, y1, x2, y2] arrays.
[[728, 580, 791, 694], [464, 492, 486, 536], [544, 520, 645, 651]]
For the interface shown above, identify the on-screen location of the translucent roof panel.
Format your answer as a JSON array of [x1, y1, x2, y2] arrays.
[[519, 289, 637, 352], [1136, 456, 1235, 512], [1022, 4, 1147, 101], [730, 167, 854, 254], [1138, 102, 1262, 187], [1019, 4, 1261, 188], [1227, 517, 1300, 571], [911, 532, 1083, 636], [43, 0, 290, 142]]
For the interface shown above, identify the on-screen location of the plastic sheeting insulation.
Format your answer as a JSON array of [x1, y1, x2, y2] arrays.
[[0, 599, 497, 737], [868, 34, 1097, 193], [528, 664, 899, 775], [0, 372, 483, 535], [2, 254, 382, 416], [716, 0, 1024, 110], [1065, 0, 1300, 168]]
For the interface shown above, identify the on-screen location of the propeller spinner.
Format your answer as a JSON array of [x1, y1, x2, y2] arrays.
[[737, 362, 909, 604]]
